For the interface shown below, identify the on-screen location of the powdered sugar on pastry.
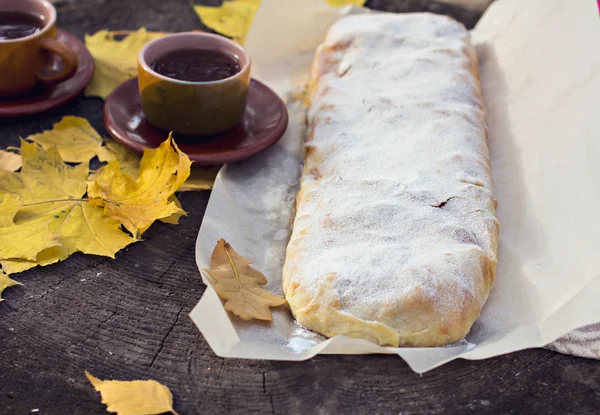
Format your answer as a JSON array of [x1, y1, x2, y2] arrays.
[[282, 13, 499, 347]]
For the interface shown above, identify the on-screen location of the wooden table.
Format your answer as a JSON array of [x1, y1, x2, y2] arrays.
[[1, 1, 599, 413]]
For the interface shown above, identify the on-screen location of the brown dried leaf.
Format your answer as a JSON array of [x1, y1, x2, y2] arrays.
[[203, 239, 286, 321]]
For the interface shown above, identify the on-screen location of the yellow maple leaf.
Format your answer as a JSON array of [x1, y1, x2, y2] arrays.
[[88, 135, 191, 237], [1, 246, 70, 275], [0, 220, 60, 261], [85, 371, 179, 415], [194, 0, 261, 44], [326, 0, 366, 6], [26, 116, 112, 163], [0, 271, 21, 302], [0, 141, 136, 275], [0, 193, 21, 227], [104, 139, 142, 178], [204, 239, 286, 321], [97, 139, 219, 191], [16, 139, 88, 204], [179, 165, 220, 191], [88, 139, 141, 183], [0, 150, 22, 171], [85, 29, 166, 99]]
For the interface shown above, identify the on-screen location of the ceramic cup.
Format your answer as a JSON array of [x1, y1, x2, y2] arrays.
[[138, 32, 251, 136], [0, 0, 78, 96]]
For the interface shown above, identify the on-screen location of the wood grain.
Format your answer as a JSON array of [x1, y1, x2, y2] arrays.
[[1, 1, 599, 414]]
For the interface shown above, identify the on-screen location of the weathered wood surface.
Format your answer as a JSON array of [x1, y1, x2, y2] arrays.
[[1, 1, 599, 414]]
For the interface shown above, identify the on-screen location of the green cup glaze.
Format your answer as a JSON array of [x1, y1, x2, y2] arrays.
[[138, 32, 251, 136]]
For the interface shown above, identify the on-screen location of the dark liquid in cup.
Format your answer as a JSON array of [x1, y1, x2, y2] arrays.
[[151, 48, 241, 82], [0, 11, 45, 41]]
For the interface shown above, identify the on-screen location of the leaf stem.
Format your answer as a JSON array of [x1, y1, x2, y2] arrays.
[[223, 243, 242, 289], [22, 198, 88, 207]]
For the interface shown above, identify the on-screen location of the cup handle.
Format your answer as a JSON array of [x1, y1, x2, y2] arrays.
[[36, 37, 78, 84]]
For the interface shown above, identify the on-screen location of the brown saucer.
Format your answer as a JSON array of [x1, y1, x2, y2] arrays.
[[0, 29, 95, 117], [103, 77, 288, 165]]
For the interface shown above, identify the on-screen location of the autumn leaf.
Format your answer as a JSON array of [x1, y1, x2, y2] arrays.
[[194, 0, 261, 44], [88, 139, 141, 183], [326, 0, 366, 6], [0, 150, 22, 171], [0, 141, 136, 275], [85, 29, 166, 99], [85, 371, 178, 415], [103, 139, 142, 178], [0, 193, 21, 227], [203, 239, 286, 321], [88, 134, 191, 237], [180, 166, 220, 191], [90, 138, 218, 190], [0, 219, 61, 261], [0, 271, 21, 302], [1, 246, 70, 275], [26, 116, 113, 163]]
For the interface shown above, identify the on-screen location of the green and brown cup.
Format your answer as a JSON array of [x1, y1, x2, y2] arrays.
[[138, 32, 251, 136]]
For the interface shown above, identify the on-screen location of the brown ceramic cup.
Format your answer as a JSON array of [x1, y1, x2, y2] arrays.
[[138, 32, 251, 136], [0, 0, 78, 96]]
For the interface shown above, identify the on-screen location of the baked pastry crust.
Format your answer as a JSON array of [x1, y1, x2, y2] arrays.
[[282, 13, 499, 347]]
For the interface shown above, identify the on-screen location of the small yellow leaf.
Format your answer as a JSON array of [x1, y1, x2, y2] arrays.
[[204, 239, 286, 321], [326, 0, 366, 6], [88, 135, 191, 237], [194, 0, 261, 44], [85, 29, 166, 99], [0, 271, 21, 301], [179, 166, 220, 191], [26, 116, 110, 163], [0, 150, 22, 171], [85, 371, 178, 415]]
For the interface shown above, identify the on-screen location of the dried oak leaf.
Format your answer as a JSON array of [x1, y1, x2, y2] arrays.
[[26, 116, 113, 163], [84, 29, 166, 99], [88, 135, 191, 238], [0, 150, 22, 172], [204, 239, 286, 321], [0, 141, 135, 274], [85, 371, 178, 415]]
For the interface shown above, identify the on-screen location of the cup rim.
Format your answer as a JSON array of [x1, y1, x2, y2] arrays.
[[138, 32, 251, 86], [0, 0, 56, 44]]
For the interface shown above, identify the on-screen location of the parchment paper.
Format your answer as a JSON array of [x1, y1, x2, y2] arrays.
[[191, 0, 600, 373]]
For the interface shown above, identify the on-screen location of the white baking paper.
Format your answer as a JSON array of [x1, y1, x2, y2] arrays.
[[191, 0, 600, 373]]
